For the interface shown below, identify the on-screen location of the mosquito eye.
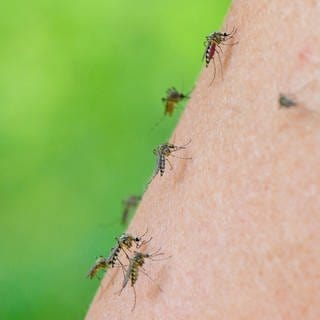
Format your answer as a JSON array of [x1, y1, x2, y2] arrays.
[[135, 238, 139, 242]]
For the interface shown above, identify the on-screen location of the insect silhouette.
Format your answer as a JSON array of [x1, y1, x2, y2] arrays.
[[203, 26, 237, 83], [149, 87, 190, 133], [87, 230, 151, 279], [279, 93, 297, 108], [119, 249, 165, 311], [162, 87, 189, 116], [151, 139, 191, 181], [122, 195, 141, 225]]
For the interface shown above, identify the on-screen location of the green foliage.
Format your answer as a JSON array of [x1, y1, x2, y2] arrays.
[[0, 0, 230, 318]]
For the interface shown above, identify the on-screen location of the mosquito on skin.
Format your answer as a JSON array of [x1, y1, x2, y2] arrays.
[[118, 249, 167, 311], [150, 139, 192, 183], [87, 230, 151, 279], [203, 26, 238, 84], [279, 93, 297, 108]]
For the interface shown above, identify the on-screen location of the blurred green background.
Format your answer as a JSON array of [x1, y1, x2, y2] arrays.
[[0, 0, 230, 318]]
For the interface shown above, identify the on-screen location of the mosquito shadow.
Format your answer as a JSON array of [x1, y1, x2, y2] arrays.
[[173, 154, 191, 184], [96, 268, 120, 302], [146, 265, 169, 302]]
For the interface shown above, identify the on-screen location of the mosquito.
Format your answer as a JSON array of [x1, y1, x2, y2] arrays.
[[118, 249, 166, 311], [279, 93, 297, 108], [87, 230, 151, 279], [87, 256, 108, 279], [151, 139, 191, 181], [122, 195, 141, 225], [203, 26, 238, 83], [149, 87, 190, 132], [107, 230, 152, 268], [162, 87, 189, 116]]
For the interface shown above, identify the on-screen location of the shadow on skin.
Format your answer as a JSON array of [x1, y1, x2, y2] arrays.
[[145, 264, 169, 302], [96, 267, 122, 303], [172, 151, 192, 184]]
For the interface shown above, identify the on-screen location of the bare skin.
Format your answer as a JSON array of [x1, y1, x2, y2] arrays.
[[86, 0, 320, 319]]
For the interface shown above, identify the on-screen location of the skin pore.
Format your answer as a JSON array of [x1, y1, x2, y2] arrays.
[[87, 0, 320, 319]]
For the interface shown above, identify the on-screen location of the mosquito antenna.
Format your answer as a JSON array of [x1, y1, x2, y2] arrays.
[[146, 248, 172, 261], [222, 26, 238, 45], [138, 227, 149, 239], [177, 138, 192, 148], [136, 228, 153, 247], [226, 21, 229, 32], [220, 41, 239, 46], [148, 247, 163, 257], [148, 254, 172, 262], [169, 154, 192, 160], [139, 236, 152, 247], [225, 24, 231, 36], [230, 26, 237, 37]]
